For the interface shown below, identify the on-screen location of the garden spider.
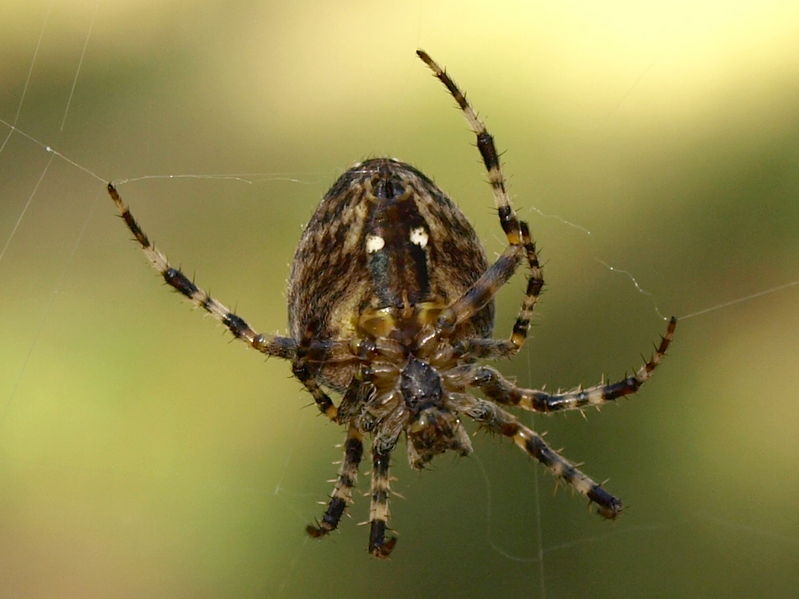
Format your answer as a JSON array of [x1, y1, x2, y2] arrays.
[[108, 50, 676, 558]]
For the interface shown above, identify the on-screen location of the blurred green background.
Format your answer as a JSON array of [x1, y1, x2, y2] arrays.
[[1, 1, 797, 597]]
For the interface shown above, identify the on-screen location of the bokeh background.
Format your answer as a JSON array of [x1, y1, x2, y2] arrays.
[[1, 1, 797, 597]]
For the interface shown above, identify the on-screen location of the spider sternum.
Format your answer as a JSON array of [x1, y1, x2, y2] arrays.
[[399, 357, 443, 414]]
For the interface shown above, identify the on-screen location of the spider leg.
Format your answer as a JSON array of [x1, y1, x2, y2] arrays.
[[437, 244, 524, 333], [290, 324, 344, 422], [368, 441, 397, 558], [507, 220, 544, 352], [107, 183, 296, 359], [452, 394, 622, 518], [291, 363, 339, 422], [469, 317, 676, 413], [417, 50, 543, 352], [307, 424, 363, 538]]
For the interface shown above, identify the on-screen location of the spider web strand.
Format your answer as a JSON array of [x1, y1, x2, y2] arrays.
[[0, 153, 54, 267], [59, 0, 100, 132], [678, 281, 799, 320], [0, 0, 54, 154]]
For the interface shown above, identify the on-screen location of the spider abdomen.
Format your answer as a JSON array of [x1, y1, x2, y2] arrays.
[[288, 157, 494, 390]]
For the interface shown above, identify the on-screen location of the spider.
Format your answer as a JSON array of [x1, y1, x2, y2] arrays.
[[107, 50, 676, 559]]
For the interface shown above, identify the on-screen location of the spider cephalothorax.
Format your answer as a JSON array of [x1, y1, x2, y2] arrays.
[[108, 50, 676, 559]]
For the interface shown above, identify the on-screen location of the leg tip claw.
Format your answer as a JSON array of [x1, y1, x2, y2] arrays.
[[369, 536, 398, 559], [306, 522, 331, 538]]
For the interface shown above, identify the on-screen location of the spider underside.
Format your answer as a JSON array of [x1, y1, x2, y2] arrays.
[[108, 50, 676, 559]]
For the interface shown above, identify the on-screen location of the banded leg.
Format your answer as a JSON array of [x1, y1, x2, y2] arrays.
[[107, 183, 296, 359], [471, 317, 677, 412], [307, 424, 364, 538], [291, 322, 342, 422], [417, 50, 544, 352], [368, 441, 397, 558], [508, 220, 544, 352], [452, 394, 622, 518], [291, 362, 339, 422], [437, 244, 524, 333]]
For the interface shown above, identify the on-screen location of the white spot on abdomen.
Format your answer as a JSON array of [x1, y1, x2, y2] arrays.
[[366, 234, 385, 253], [410, 227, 428, 248]]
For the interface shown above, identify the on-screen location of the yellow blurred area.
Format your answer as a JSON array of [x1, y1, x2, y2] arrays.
[[0, 0, 797, 597]]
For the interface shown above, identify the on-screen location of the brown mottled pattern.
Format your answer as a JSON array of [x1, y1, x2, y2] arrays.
[[288, 158, 492, 390]]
